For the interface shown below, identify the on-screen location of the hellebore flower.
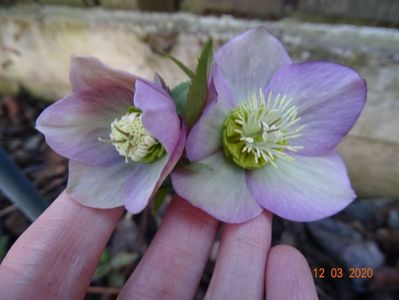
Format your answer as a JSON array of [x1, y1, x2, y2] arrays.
[[36, 56, 186, 212], [171, 27, 366, 223]]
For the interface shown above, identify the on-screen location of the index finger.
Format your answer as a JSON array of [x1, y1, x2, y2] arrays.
[[0, 191, 123, 299]]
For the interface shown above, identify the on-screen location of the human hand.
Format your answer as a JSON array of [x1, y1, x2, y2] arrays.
[[0, 192, 317, 299]]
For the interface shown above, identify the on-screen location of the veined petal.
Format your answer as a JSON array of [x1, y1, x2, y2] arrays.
[[134, 80, 180, 155], [67, 160, 130, 208], [247, 152, 355, 222], [68, 125, 187, 212], [124, 156, 168, 213], [215, 26, 291, 102], [171, 152, 262, 223], [186, 65, 234, 161], [36, 87, 132, 166], [70, 56, 137, 93], [125, 124, 187, 213], [264, 62, 367, 156]]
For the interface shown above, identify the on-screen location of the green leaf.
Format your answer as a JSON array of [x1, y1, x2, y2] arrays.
[[178, 158, 213, 172], [93, 251, 138, 280], [151, 187, 170, 215], [165, 54, 195, 79], [99, 249, 112, 264], [171, 81, 190, 116], [0, 235, 10, 258], [110, 252, 138, 269], [93, 263, 112, 280], [185, 39, 213, 128]]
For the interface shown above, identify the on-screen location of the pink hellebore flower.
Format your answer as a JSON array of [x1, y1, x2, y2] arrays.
[[36, 56, 186, 212], [172, 27, 366, 223]]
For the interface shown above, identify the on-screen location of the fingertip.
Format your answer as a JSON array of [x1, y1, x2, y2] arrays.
[[268, 244, 308, 266], [118, 196, 219, 300], [205, 211, 273, 300], [266, 245, 318, 300]]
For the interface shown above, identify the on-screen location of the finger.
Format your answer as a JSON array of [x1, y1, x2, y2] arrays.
[[0, 191, 123, 299], [118, 196, 219, 300], [205, 211, 272, 300], [265, 245, 318, 300]]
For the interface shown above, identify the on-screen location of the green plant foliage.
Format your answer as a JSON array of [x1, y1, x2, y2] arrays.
[[151, 187, 170, 215], [0, 235, 10, 258], [94, 251, 138, 280], [171, 81, 190, 116], [185, 39, 213, 128]]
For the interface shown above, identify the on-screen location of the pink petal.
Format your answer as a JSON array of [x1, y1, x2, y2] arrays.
[[124, 124, 187, 213], [247, 151, 355, 222], [70, 56, 137, 93], [172, 152, 262, 223], [134, 79, 180, 155], [264, 62, 367, 156], [186, 64, 235, 162], [67, 160, 130, 208], [36, 87, 132, 166], [215, 26, 291, 102]]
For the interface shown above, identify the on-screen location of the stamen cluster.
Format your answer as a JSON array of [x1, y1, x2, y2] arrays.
[[222, 90, 304, 169], [100, 112, 160, 163]]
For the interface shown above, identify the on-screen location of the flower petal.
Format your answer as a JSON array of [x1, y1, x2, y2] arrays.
[[68, 126, 186, 212], [36, 87, 132, 166], [134, 80, 180, 155], [172, 152, 263, 223], [214, 26, 291, 102], [125, 124, 187, 213], [264, 62, 367, 156], [247, 152, 355, 222], [123, 156, 168, 213], [67, 160, 130, 208], [186, 65, 234, 161], [70, 56, 137, 93]]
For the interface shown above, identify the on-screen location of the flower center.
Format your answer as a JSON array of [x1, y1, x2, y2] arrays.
[[99, 109, 165, 163], [222, 90, 304, 169]]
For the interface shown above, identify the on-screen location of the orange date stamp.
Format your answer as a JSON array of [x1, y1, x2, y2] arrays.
[[313, 267, 374, 279]]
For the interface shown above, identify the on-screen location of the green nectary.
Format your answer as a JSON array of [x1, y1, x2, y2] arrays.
[[140, 143, 166, 163], [222, 91, 304, 170], [223, 108, 270, 169]]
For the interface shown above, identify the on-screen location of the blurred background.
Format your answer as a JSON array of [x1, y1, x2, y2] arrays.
[[0, 0, 398, 299]]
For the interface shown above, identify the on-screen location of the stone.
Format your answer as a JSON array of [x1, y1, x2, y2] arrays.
[[307, 218, 385, 292], [298, 0, 399, 23], [344, 198, 393, 223], [343, 241, 385, 292], [102, 0, 139, 10], [307, 218, 362, 255], [37, 0, 92, 6], [138, 0, 176, 12], [337, 137, 399, 198], [181, 0, 284, 17]]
